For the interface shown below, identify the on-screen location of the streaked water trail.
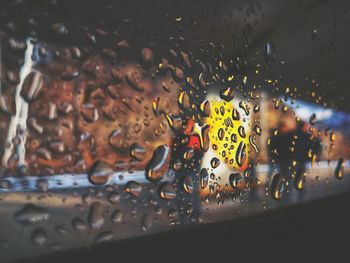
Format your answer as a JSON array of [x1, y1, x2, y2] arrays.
[[2, 38, 34, 167]]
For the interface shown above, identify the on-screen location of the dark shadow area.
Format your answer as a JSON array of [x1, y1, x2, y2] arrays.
[[19, 192, 350, 262]]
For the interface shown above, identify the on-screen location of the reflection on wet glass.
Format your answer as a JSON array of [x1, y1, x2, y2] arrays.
[[0, 0, 349, 261]]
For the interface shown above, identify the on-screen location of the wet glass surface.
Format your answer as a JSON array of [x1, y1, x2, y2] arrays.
[[0, 0, 350, 261]]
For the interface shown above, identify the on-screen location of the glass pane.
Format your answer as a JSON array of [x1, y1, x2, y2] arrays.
[[0, 0, 349, 261]]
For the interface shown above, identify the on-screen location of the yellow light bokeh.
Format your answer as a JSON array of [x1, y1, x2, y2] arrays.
[[205, 99, 250, 171]]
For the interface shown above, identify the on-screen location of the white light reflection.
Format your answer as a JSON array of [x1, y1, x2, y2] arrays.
[[2, 38, 34, 167]]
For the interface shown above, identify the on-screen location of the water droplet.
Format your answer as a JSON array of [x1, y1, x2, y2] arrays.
[[107, 192, 120, 204], [174, 17, 186, 32], [200, 100, 211, 117], [218, 128, 225, 140], [183, 175, 193, 194], [125, 71, 144, 92], [145, 145, 171, 182], [21, 71, 44, 102], [36, 179, 48, 192], [232, 108, 240, 120], [311, 29, 318, 42], [72, 217, 87, 232], [125, 181, 142, 196], [235, 141, 247, 167], [210, 157, 220, 168], [0, 95, 16, 116], [200, 168, 209, 189], [249, 135, 259, 153], [253, 105, 260, 113], [161, 81, 173, 92], [14, 204, 49, 225], [0, 180, 12, 190], [62, 66, 79, 80], [51, 23, 68, 35], [111, 209, 122, 224], [81, 104, 99, 123], [7, 70, 19, 84], [201, 124, 210, 152], [141, 214, 153, 231], [294, 169, 305, 190], [88, 161, 113, 185], [102, 48, 117, 60], [46, 102, 58, 120], [8, 38, 26, 51], [238, 126, 246, 138], [71, 46, 81, 59], [108, 129, 125, 150], [239, 101, 250, 115], [86, 32, 96, 44], [173, 159, 182, 171], [309, 113, 317, 125], [229, 173, 243, 189], [270, 173, 285, 201], [164, 114, 183, 131], [180, 51, 192, 68], [55, 225, 67, 235], [178, 91, 191, 109], [37, 147, 52, 160], [130, 143, 147, 161], [171, 67, 184, 82], [231, 133, 237, 143], [159, 182, 176, 200], [264, 42, 276, 66], [220, 106, 225, 116], [95, 231, 113, 243], [88, 202, 105, 230], [254, 125, 262, 135], [335, 158, 344, 179], [220, 87, 234, 102], [31, 228, 47, 246], [117, 40, 130, 48], [183, 148, 194, 160], [49, 141, 65, 153], [28, 118, 44, 134], [140, 48, 154, 69]]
